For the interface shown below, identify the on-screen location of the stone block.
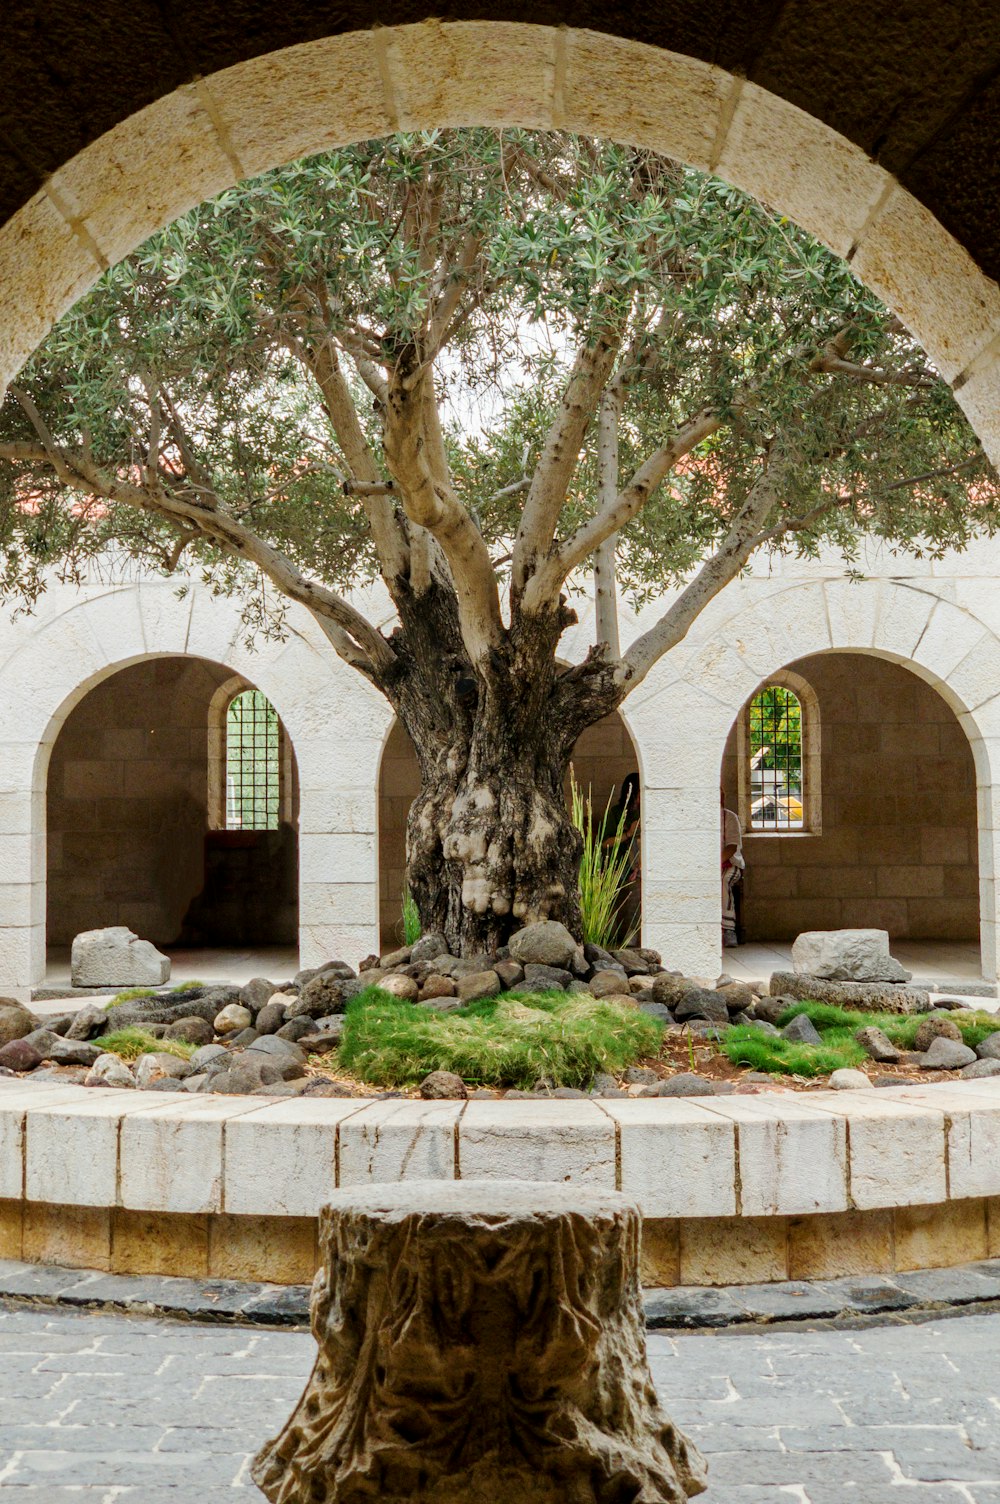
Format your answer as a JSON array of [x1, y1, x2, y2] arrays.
[[70, 925, 170, 986], [769, 971, 929, 1013], [639, 1218, 680, 1286], [25, 1092, 160, 1207], [121, 1097, 265, 1215], [386, 21, 555, 130], [790, 928, 909, 981], [458, 1100, 615, 1186], [679, 1215, 788, 1286], [340, 1099, 462, 1186], [698, 1097, 849, 1216], [894, 1198, 988, 1271], [22, 1202, 111, 1271], [111, 1208, 210, 1278], [805, 1093, 946, 1209], [226, 1098, 363, 1216], [788, 1208, 894, 1279], [597, 1099, 736, 1218], [891, 1085, 1000, 1200], [0, 1197, 23, 1259], [208, 1213, 318, 1285]]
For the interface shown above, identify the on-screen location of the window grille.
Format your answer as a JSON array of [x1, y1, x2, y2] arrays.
[[748, 685, 804, 831], [225, 690, 280, 830]]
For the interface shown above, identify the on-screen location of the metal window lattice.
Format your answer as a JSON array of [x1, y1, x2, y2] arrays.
[[225, 690, 280, 830], [748, 685, 804, 831]]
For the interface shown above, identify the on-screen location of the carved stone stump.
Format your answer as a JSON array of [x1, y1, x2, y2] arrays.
[[252, 1180, 707, 1503]]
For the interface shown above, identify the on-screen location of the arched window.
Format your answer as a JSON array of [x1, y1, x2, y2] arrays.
[[738, 670, 821, 835], [224, 689, 281, 830]]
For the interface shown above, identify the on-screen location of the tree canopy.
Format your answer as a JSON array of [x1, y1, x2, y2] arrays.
[[0, 128, 995, 692]]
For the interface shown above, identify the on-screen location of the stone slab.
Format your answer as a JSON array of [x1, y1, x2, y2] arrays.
[[770, 971, 930, 1013]]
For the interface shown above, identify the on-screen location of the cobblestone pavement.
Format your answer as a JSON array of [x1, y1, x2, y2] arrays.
[[1, 1301, 1000, 1501]]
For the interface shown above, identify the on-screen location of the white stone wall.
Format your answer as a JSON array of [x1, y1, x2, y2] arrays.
[[2, 540, 1000, 996]]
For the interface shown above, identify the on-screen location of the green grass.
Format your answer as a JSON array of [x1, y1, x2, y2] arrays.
[[722, 999, 1000, 1078], [401, 888, 421, 947], [337, 985, 663, 1090], [170, 980, 205, 992], [571, 772, 636, 949], [90, 1027, 196, 1062], [103, 986, 157, 1009]]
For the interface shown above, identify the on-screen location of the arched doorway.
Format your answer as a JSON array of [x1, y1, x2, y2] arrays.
[[720, 650, 980, 970], [46, 655, 299, 963], [377, 709, 639, 949]]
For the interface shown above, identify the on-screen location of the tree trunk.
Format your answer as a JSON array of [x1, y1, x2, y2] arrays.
[[381, 591, 622, 956]]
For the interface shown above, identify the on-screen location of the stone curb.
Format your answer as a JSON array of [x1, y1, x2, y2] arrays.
[[5, 1256, 1000, 1334]]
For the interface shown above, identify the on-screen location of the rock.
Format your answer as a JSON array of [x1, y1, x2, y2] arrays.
[[745, 1019, 781, 1037], [378, 973, 420, 1002], [611, 948, 650, 976], [492, 959, 524, 991], [240, 978, 276, 1015], [229, 1027, 259, 1048], [255, 1002, 288, 1035], [304, 1023, 345, 1051], [214, 1003, 253, 1035], [274, 1018, 314, 1042], [189, 1043, 229, 1072], [828, 1068, 873, 1090], [46, 1015, 74, 1036], [408, 933, 449, 964], [419, 996, 464, 1014], [135, 1051, 191, 1088], [650, 974, 699, 1008], [65, 1004, 109, 1041], [22, 1030, 103, 1066], [0, 1002, 40, 1047], [299, 973, 347, 1017], [920, 1037, 977, 1070], [753, 996, 791, 1024], [419, 1070, 469, 1100], [591, 1072, 619, 1093], [301, 1078, 357, 1097], [102, 986, 241, 1035], [975, 1033, 1000, 1060], [791, 928, 910, 982], [637, 1002, 674, 1024], [781, 1013, 823, 1046], [854, 1026, 901, 1063], [508, 921, 578, 969], [913, 1016, 963, 1051], [433, 956, 493, 980], [715, 982, 757, 1015], [523, 963, 572, 991], [962, 1058, 1000, 1079], [639, 1074, 714, 1097], [84, 1053, 136, 1088], [70, 925, 170, 987], [210, 1056, 287, 1094], [457, 970, 501, 1004], [674, 990, 729, 1025], [420, 975, 458, 1002], [163, 1016, 214, 1046], [0, 1037, 43, 1071], [248, 1034, 307, 1064], [380, 947, 412, 969], [623, 1066, 659, 1084], [590, 970, 631, 999], [769, 972, 930, 1015]]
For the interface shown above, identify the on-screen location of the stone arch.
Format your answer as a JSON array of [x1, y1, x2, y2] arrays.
[[0, 578, 391, 998], [376, 705, 642, 949], [625, 575, 1000, 981], [0, 23, 997, 468]]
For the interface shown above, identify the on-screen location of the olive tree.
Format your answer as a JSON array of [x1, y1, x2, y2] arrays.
[[1, 130, 996, 952]]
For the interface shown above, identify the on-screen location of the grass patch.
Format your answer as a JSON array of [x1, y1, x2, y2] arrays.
[[90, 1027, 196, 1062], [723, 999, 1000, 1077], [103, 986, 156, 1009], [170, 980, 205, 992], [338, 985, 663, 1090]]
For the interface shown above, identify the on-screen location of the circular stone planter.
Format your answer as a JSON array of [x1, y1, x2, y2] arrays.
[[1, 1076, 999, 1287]]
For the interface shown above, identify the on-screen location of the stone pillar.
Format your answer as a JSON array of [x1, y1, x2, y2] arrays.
[[252, 1180, 707, 1504]]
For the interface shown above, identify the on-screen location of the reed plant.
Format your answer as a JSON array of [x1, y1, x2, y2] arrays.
[[571, 770, 637, 950]]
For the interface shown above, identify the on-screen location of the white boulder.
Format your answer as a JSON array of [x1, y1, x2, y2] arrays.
[[791, 929, 910, 983], [70, 926, 170, 987]]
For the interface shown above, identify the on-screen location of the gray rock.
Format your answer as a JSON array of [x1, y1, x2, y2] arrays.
[[135, 1052, 191, 1088], [301, 1077, 356, 1097], [920, 1036, 977, 1069], [70, 925, 170, 987], [523, 963, 572, 991], [419, 1069, 469, 1099], [409, 933, 449, 964], [913, 1015, 963, 1050], [753, 996, 792, 1024], [715, 982, 757, 1015], [640, 1074, 714, 1097], [637, 1002, 674, 1024], [255, 1001, 288, 1035], [210, 1056, 287, 1094], [457, 970, 502, 1003], [961, 1057, 1000, 1078], [855, 1025, 901, 1063], [65, 1004, 109, 1041], [769, 971, 929, 1014], [163, 1016, 214, 1046], [591, 1072, 619, 1093], [228, 1027, 259, 1048], [0, 1001, 39, 1047], [189, 1043, 229, 1072], [420, 975, 459, 1001], [791, 928, 911, 982], [84, 1052, 136, 1088], [746, 1019, 781, 1037], [508, 920, 578, 969], [828, 1067, 873, 1090], [380, 946, 412, 969], [247, 1034, 307, 1064], [650, 974, 700, 1009], [419, 996, 464, 1014], [377, 973, 420, 1001], [299, 973, 347, 1016], [781, 1013, 823, 1046], [611, 948, 650, 976], [674, 990, 729, 1025], [590, 969, 630, 998], [975, 1032, 1000, 1060], [214, 1002, 253, 1035], [624, 1066, 658, 1085], [102, 986, 241, 1035], [22, 1029, 103, 1066], [551, 1087, 588, 1098], [239, 978, 276, 1015], [0, 1037, 43, 1071]]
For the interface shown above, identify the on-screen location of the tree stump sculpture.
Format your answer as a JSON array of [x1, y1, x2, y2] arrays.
[[252, 1179, 707, 1503]]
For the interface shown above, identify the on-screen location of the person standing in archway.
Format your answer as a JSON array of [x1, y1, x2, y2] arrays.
[[721, 788, 745, 948]]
